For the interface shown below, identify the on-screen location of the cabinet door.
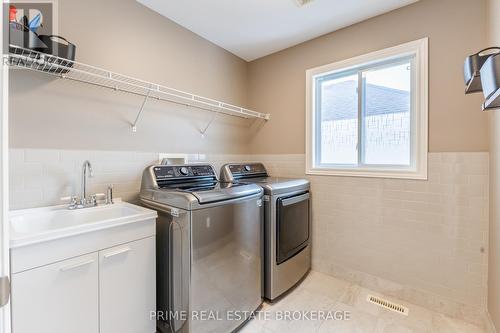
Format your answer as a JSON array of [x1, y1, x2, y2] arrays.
[[11, 253, 99, 333], [99, 236, 156, 333]]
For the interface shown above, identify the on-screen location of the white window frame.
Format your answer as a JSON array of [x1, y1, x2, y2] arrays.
[[305, 38, 428, 179]]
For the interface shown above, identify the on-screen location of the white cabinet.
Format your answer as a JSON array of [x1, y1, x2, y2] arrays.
[[11, 236, 156, 333], [11, 253, 99, 333], [99, 237, 156, 333]]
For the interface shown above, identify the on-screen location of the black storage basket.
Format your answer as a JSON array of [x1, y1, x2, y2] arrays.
[[35, 35, 76, 74]]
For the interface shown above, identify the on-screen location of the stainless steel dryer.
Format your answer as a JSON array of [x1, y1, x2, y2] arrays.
[[140, 164, 263, 333], [220, 163, 311, 301]]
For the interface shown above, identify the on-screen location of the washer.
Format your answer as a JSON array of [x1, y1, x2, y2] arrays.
[[220, 163, 311, 301], [140, 164, 264, 333]]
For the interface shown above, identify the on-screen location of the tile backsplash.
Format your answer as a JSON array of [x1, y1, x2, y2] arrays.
[[10, 149, 157, 209], [9, 149, 489, 326], [9, 149, 256, 210]]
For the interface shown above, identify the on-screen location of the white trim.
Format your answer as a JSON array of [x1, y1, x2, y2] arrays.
[[305, 38, 429, 179], [306, 167, 428, 180], [485, 312, 498, 333], [0, 3, 11, 333]]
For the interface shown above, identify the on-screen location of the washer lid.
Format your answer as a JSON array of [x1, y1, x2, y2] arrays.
[[140, 182, 263, 210], [190, 182, 262, 204], [141, 164, 263, 209]]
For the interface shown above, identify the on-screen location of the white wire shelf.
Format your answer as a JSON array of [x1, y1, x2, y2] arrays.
[[5, 45, 270, 131]]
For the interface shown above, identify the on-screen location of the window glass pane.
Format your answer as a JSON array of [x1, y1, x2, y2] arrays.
[[363, 61, 411, 166], [319, 74, 358, 165]]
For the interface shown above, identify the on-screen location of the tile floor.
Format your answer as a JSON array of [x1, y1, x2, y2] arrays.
[[239, 271, 486, 333]]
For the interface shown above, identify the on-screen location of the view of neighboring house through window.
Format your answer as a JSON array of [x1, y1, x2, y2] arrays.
[[318, 59, 412, 166], [306, 39, 428, 179]]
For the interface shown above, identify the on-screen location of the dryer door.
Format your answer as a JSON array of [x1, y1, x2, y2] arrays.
[[276, 192, 310, 265]]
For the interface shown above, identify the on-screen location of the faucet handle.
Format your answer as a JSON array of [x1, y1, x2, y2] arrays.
[[61, 196, 78, 204], [90, 193, 105, 206], [61, 196, 79, 209]]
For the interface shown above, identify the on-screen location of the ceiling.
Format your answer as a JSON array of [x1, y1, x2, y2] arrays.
[[137, 0, 419, 62]]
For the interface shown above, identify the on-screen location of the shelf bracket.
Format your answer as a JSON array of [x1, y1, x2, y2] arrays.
[[131, 89, 152, 132], [200, 110, 219, 138]]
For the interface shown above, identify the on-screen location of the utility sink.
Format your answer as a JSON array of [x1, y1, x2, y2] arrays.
[[9, 200, 157, 333], [10, 201, 157, 249]]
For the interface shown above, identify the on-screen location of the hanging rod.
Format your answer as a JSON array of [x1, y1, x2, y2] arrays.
[[5, 45, 271, 123]]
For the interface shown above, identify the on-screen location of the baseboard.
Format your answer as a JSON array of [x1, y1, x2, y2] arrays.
[[485, 312, 498, 333]]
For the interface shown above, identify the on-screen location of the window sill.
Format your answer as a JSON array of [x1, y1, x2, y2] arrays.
[[306, 167, 428, 180]]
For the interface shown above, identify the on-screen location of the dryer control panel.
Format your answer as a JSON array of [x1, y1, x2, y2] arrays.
[[223, 163, 268, 181]]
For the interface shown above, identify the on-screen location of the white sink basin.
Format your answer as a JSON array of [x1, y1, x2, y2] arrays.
[[10, 201, 157, 248]]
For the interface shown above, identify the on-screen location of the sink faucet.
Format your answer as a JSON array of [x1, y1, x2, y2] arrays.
[[81, 160, 93, 204], [62, 161, 114, 210]]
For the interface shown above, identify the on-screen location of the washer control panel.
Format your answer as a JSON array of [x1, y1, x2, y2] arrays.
[[153, 164, 216, 181]]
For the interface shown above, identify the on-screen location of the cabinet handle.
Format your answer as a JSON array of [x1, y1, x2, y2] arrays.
[[103, 247, 131, 259], [60, 259, 94, 272]]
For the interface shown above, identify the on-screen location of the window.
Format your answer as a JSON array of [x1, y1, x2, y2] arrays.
[[306, 38, 428, 179]]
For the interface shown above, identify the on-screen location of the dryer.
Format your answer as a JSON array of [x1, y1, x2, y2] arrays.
[[220, 163, 311, 301]]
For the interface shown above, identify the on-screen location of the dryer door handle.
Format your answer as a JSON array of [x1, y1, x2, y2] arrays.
[[281, 193, 310, 207]]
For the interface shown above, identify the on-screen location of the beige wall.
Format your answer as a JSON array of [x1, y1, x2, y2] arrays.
[[247, 0, 489, 154], [9, 0, 251, 154], [488, 0, 500, 329], [10, 0, 490, 155]]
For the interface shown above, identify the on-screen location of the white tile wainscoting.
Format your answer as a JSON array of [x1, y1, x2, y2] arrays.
[[9, 149, 160, 209], [247, 152, 490, 327], [9, 149, 490, 327], [9, 149, 252, 210]]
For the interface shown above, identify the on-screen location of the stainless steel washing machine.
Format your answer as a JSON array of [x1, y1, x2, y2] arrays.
[[220, 163, 311, 301], [140, 164, 264, 333]]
